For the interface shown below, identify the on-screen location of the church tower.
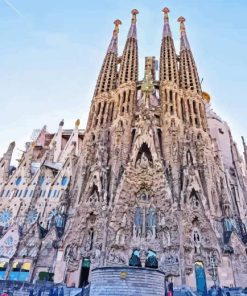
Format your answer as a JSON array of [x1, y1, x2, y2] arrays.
[[0, 7, 246, 291], [56, 8, 247, 290]]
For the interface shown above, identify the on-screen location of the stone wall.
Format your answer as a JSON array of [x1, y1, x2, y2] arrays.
[[89, 267, 165, 296]]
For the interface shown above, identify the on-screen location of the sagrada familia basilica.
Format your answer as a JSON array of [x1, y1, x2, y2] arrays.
[[0, 7, 247, 292]]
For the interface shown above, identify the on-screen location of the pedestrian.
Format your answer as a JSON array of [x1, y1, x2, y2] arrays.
[[217, 286, 223, 296], [168, 280, 173, 296]]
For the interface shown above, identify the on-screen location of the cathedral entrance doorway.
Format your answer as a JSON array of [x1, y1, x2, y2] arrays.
[[195, 261, 207, 296], [79, 258, 90, 288]]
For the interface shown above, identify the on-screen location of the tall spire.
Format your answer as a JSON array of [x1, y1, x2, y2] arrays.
[[162, 7, 172, 38], [242, 136, 247, 168], [119, 9, 139, 85], [94, 19, 122, 96], [178, 17, 201, 93], [159, 8, 179, 83]]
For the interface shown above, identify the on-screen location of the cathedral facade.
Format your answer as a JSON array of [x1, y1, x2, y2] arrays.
[[0, 8, 247, 291]]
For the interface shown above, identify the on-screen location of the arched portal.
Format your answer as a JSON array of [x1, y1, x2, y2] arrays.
[[195, 261, 207, 296]]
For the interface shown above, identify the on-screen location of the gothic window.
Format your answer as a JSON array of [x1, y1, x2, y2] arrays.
[[192, 216, 199, 227], [85, 228, 94, 251], [186, 150, 193, 165], [136, 143, 153, 167], [190, 189, 199, 208], [61, 176, 68, 186], [38, 176, 45, 186], [169, 90, 173, 103], [187, 100, 193, 125], [192, 229, 202, 254], [131, 129, 136, 147], [88, 184, 99, 203], [157, 129, 163, 158], [129, 249, 142, 267], [145, 250, 158, 269], [15, 177, 22, 186], [146, 207, 156, 238], [181, 98, 186, 122], [193, 229, 201, 243], [100, 102, 107, 125], [110, 102, 115, 122], [133, 201, 157, 239], [134, 207, 143, 228]]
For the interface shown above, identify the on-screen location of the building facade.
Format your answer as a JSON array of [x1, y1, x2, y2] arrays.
[[0, 8, 247, 291]]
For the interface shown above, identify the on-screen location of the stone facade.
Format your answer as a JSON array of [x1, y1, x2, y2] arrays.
[[90, 267, 165, 296], [0, 7, 247, 291]]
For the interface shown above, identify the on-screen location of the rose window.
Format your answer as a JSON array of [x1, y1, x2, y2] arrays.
[[26, 209, 39, 224], [0, 209, 12, 226]]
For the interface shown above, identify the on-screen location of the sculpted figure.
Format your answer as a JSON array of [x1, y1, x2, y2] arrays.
[[139, 153, 150, 169]]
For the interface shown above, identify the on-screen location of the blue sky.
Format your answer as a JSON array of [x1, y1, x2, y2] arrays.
[[0, 0, 247, 162]]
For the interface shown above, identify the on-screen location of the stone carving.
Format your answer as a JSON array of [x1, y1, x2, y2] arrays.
[[0, 13, 247, 289]]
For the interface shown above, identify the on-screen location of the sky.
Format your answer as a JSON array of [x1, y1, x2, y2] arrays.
[[0, 0, 247, 163]]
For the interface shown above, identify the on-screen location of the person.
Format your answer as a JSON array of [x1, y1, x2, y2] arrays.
[[217, 286, 223, 296], [165, 279, 168, 296], [1, 292, 9, 296], [168, 280, 173, 296]]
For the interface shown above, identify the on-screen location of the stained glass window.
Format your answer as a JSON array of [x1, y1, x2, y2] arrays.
[[15, 177, 22, 186], [38, 176, 45, 186], [26, 209, 38, 224], [61, 176, 68, 186], [4, 236, 14, 246], [0, 209, 12, 226]]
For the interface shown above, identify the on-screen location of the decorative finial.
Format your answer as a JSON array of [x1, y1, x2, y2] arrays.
[[113, 19, 122, 36], [131, 9, 139, 24], [75, 119, 80, 127], [162, 7, 170, 20], [178, 16, 186, 32], [202, 92, 211, 104], [242, 136, 246, 146], [59, 119, 64, 127]]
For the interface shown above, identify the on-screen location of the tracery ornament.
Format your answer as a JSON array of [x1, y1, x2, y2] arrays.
[[4, 236, 14, 246], [0, 209, 13, 227], [26, 208, 39, 224], [48, 208, 58, 220]]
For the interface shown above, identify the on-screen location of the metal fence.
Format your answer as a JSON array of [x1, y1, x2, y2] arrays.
[[0, 280, 90, 296]]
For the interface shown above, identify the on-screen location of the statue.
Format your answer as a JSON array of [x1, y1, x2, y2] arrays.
[[145, 250, 158, 269], [129, 249, 142, 267]]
